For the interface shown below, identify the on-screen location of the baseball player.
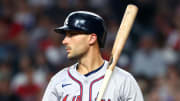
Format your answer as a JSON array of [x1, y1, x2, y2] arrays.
[[42, 11, 144, 101]]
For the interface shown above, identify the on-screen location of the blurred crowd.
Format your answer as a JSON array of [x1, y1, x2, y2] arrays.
[[0, 0, 180, 101]]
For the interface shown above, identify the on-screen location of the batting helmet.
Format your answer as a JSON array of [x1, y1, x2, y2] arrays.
[[54, 11, 107, 48]]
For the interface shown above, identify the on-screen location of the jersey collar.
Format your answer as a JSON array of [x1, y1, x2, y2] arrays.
[[84, 62, 105, 77]]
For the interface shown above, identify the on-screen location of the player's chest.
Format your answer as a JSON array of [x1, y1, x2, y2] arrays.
[[57, 76, 118, 101]]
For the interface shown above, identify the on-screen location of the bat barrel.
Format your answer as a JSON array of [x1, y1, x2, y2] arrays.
[[96, 4, 138, 101], [110, 4, 138, 70]]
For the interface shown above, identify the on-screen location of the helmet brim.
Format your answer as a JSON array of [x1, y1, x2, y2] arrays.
[[54, 25, 71, 34], [54, 25, 88, 34]]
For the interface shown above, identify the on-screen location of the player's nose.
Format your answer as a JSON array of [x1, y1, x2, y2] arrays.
[[62, 36, 68, 45]]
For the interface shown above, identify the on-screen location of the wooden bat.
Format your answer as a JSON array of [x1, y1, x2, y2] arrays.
[[96, 4, 138, 101]]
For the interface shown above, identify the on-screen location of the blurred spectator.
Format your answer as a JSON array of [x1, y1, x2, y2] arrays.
[[131, 34, 166, 78], [28, 0, 54, 8], [136, 75, 152, 100], [136, 0, 157, 27], [43, 30, 69, 69], [0, 19, 9, 61], [0, 0, 15, 18], [16, 68, 40, 101], [44, 0, 74, 24], [162, 47, 178, 65], [88, 0, 109, 14], [146, 87, 160, 101], [33, 51, 49, 87], [155, 1, 180, 51], [117, 54, 131, 71], [8, 29, 30, 74], [0, 62, 22, 101], [11, 55, 40, 101], [166, 4, 180, 51], [102, 18, 119, 60], [13, 0, 35, 30], [29, 15, 52, 52], [157, 64, 180, 101]]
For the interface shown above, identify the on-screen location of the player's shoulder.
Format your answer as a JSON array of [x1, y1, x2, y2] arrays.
[[113, 65, 134, 80], [50, 63, 77, 83], [104, 60, 133, 79], [111, 66, 138, 86]]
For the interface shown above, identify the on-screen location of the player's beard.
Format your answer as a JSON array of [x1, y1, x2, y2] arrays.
[[67, 53, 80, 60], [67, 47, 88, 61], [68, 51, 86, 61]]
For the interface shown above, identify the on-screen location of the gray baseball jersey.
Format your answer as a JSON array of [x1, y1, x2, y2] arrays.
[[42, 60, 144, 101]]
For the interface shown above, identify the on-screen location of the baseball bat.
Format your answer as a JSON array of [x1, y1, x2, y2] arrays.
[[96, 4, 138, 101]]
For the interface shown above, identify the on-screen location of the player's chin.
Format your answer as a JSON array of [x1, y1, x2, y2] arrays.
[[67, 53, 80, 60], [67, 54, 76, 60], [67, 53, 72, 58]]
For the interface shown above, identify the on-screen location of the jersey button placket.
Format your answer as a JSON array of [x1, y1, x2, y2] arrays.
[[82, 79, 90, 101]]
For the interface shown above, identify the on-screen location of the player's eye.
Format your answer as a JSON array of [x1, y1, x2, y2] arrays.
[[66, 33, 75, 37]]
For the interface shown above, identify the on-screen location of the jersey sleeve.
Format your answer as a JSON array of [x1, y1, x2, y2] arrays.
[[42, 78, 61, 101], [120, 75, 144, 101]]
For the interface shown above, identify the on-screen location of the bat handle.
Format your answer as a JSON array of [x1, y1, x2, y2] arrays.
[[96, 69, 113, 101]]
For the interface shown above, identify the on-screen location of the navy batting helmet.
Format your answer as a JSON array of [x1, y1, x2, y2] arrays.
[[54, 11, 107, 48]]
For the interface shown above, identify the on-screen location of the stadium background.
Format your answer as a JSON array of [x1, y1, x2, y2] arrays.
[[0, 0, 180, 101]]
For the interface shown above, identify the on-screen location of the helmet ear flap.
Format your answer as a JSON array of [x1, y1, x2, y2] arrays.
[[54, 11, 107, 48]]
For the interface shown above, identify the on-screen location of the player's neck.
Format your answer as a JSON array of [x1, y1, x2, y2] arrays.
[[77, 46, 104, 75]]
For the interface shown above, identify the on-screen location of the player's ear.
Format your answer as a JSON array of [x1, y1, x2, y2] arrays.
[[89, 33, 97, 46]]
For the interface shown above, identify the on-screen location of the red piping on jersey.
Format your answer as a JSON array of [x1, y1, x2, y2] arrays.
[[63, 95, 68, 101], [72, 96, 76, 101], [68, 68, 83, 101], [89, 75, 104, 101]]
